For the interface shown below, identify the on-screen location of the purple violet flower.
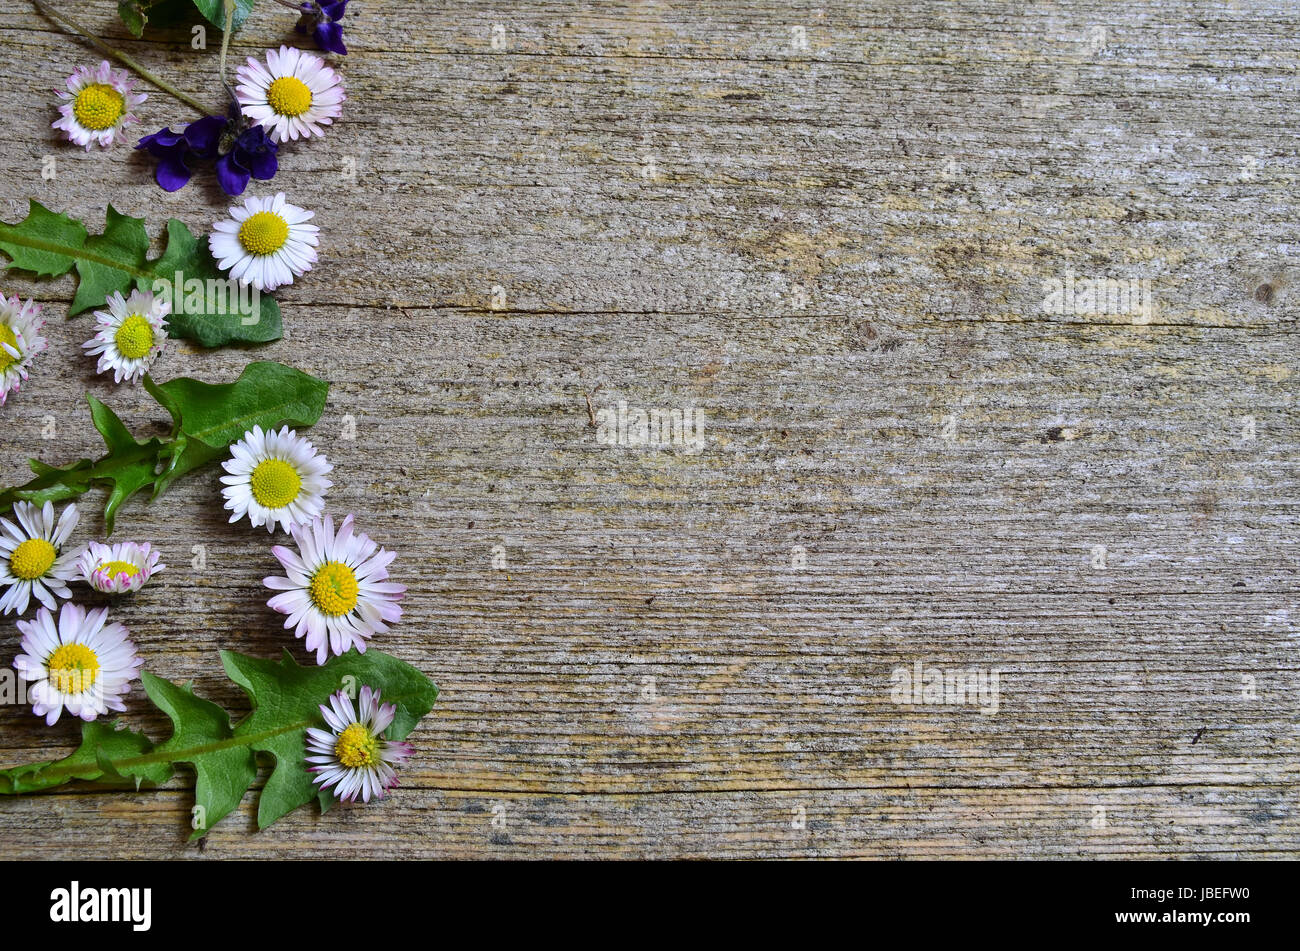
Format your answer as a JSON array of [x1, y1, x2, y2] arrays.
[[136, 114, 278, 196], [215, 125, 280, 196], [135, 115, 224, 192], [296, 1, 349, 56]]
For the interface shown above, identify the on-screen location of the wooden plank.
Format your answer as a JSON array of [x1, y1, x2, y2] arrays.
[[0, 0, 1295, 858]]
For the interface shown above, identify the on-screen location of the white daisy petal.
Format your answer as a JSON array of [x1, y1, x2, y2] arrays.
[[81, 289, 169, 385], [51, 60, 145, 150], [13, 602, 143, 724], [0, 296, 48, 407], [262, 513, 403, 665], [0, 502, 80, 616], [305, 686, 411, 804]]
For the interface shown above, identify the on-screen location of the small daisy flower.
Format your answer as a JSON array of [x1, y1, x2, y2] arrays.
[[0, 502, 81, 616], [220, 425, 333, 533], [209, 192, 319, 291], [0, 295, 47, 407], [13, 602, 143, 726], [264, 514, 404, 665], [53, 60, 146, 149], [77, 541, 165, 595], [306, 686, 413, 803], [235, 45, 344, 143], [82, 289, 169, 384]]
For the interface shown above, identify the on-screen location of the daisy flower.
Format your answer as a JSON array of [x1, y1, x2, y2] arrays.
[[82, 289, 169, 384], [0, 295, 47, 407], [53, 60, 146, 149], [264, 514, 404, 665], [209, 192, 319, 291], [220, 424, 333, 533], [0, 501, 81, 616], [235, 45, 344, 143], [77, 541, 165, 595], [306, 686, 413, 803], [13, 602, 143, 726]]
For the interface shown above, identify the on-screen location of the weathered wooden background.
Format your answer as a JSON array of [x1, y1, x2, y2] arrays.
[[0, 0, 1295, 858]]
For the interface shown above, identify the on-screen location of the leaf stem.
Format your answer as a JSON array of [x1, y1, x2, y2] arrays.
[[0, 221, 154, 281], [33, 0, 211, 117], [0, 718, 315, 785], [218, 0, 238, 105]]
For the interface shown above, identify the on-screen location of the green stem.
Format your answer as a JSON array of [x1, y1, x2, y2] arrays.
[[47, 719, 315, 778], [33, 0, 210, 117], [218, 0, 237, 101], [0, 222, 154, 281]]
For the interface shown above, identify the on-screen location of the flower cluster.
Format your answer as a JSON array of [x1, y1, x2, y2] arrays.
[[5, 192, 321, 401], [10, 2, 416, 809], [133, 45, 344, 196], [218, 423, 406, 667], [0, 501, 155, 725], [2, 453, 411, 801]]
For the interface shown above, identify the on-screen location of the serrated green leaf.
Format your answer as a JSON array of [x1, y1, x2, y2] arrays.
[[0, 650, 439, 839], [0, 200, 89, 277], [0, 200, 281, 346], [191, 0, 256, 32], [1, 363, 327, 532], [73, 206, 150, 315], [0, 720, 171, 794], [143, 673, 258, 840], [1, 457, 96, 509], [118, 0, 149, 36], [222, 650, 440, 829], [148, 219, 283, 345], [86, 395, 164, 534], [148, 361, 329, 496], [0, 394, 164, 532]]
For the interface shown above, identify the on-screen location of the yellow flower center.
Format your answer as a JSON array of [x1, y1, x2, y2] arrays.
[[0, 324, 17, 372], [10, 538, 56, 580], [237, 211, 290, 256], [72, 83, 126, 131], [114, 314, 155, 360], [98, 559, 140, 580], [334, 722, 379, 769], [309, 561, 359, 617], [249, 458, 302, 509], [266, 76, 313, 117], [47, 643, 100, 695]]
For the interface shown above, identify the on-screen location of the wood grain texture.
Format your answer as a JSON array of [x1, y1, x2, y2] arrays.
[[0, 0, 1296, 858]]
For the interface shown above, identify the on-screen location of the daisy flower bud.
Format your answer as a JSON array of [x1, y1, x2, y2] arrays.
[[77, 541, 165, 595]]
